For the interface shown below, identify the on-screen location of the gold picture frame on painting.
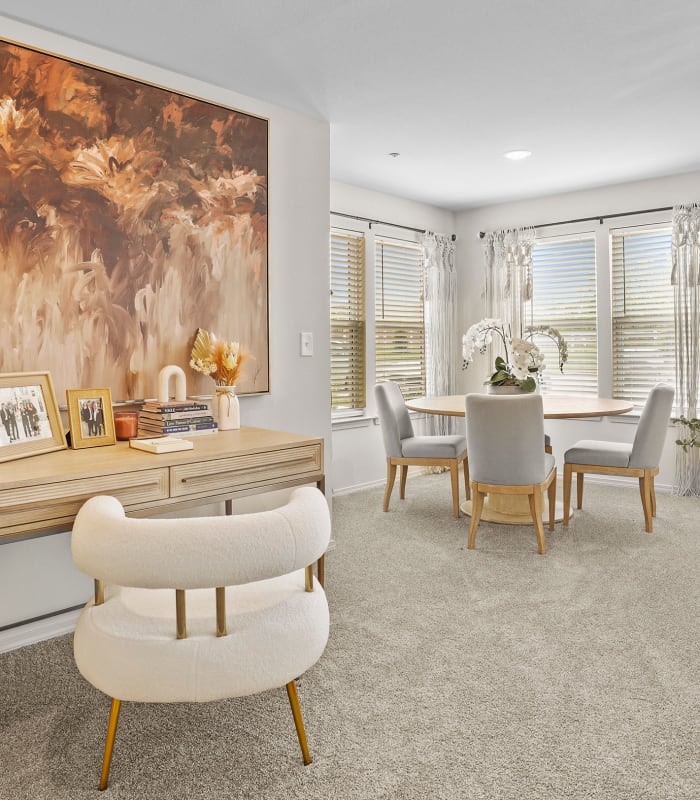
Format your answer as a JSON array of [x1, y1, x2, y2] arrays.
[[66, 388, 117, 449], [0, 372, 67, 463]]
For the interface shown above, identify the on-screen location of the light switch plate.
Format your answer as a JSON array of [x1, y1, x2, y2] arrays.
[[300, 332, 313, 356]]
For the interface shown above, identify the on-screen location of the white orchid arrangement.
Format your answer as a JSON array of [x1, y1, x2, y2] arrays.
[[461, 318, 567, 393]]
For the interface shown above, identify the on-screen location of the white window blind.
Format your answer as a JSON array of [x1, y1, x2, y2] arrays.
[[611, 225, 674, 409], [375, 238, 425, 399], [528, 235, 598, 396], [330, 229, 366, 411]]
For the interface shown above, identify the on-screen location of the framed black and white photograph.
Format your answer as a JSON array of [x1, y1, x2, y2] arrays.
[[66, 388, 117, 449], [0, 372, 66, 463]]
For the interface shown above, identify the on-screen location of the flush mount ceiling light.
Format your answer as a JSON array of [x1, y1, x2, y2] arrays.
[[504, 149, 532, 161], [388, 152, 400, 158]]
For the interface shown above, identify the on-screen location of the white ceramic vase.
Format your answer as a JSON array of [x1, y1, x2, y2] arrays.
[[215, 385, 240, 430], [486, 383, 539, 395]]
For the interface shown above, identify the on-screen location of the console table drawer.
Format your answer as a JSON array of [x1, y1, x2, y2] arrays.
[[170, 444, 322, 499], [0, 468, 169, 537]]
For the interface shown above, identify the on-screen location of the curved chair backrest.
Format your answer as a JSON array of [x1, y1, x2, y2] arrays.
[[629, 383, 675, 469], [374, 381, 415, 458], [466, 393, 546, 485], [72, 487, 330, 590]]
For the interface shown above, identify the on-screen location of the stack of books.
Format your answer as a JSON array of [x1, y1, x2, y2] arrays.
[[138, 400, 218, 437]]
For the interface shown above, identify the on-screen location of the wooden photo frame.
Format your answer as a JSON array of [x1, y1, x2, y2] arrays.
[[0, 372, 67, 463], [66, 388, 117, 449]]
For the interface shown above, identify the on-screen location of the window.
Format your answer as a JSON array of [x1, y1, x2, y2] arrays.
[[330, 229, 366, 411], [374, 237, 426, 399], [527, 234, 598, 396], [611, 225, 674, 409]]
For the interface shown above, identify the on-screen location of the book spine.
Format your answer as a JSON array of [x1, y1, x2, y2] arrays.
[[141, 403, 209, 413], [139, 412, 213, 422], [139, 422, 218, 433], [139, 414, 214, 425]]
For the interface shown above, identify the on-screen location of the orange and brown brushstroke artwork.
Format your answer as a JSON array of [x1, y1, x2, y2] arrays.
[[0, 40, 268, 400]]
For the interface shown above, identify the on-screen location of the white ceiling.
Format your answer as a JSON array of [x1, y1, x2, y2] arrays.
[[2, 1, 700, 210]]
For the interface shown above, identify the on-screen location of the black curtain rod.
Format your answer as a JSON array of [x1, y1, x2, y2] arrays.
[[478, 206, 673, 238], [331, 211, 457, 241]]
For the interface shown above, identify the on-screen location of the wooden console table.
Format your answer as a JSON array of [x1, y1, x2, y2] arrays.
[[0, 426, 325, 581]]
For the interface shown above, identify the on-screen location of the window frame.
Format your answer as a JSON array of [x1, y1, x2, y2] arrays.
[[330, 217, 426, 420], [531, 212, 673, 411]]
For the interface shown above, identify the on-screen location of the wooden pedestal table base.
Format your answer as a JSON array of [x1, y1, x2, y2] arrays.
[[461, 491, 565, 525]]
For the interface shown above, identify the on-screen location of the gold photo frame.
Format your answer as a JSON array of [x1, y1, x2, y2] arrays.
[[0, 371, 67, 463], [66, 388, 117, 449]]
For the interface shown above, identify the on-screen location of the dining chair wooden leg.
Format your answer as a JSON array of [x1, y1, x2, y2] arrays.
[[383, 461, 397, 512], [529, 489, 547, 555], [449, 461, 460, 518], [467, 487, 484, 549], [463, 456, 470, 501], [650, 477, 657, 517], [399, 464, 408, 499], [563, 464, 572, 525], [639, 471, 654, 533], [547, 473, 556, 532], [576, 471, 584, 509]]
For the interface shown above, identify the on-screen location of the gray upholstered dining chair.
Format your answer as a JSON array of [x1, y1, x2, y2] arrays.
[[563, 383, 674, 532], [374, 381, 468, 517], [466, 393, 556, 555]]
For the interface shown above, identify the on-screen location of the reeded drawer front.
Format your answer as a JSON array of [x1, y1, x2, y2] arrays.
[[170, 444, 322, 498], [0, 468, 169, 537]]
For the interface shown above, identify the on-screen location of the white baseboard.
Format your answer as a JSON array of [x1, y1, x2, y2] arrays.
[[332, 478, 385, 497], [0, 608, 81, 654], [583, 473, 673, 493]]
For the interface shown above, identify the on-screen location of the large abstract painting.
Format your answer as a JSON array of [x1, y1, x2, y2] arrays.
[[0, 39, 268, 400]]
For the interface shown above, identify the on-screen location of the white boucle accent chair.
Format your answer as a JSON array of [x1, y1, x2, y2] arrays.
[[374, 381, 469, 518], [466, 393, 556, 556], [563, 383, 674, 533], [71, 487, 331, 790]]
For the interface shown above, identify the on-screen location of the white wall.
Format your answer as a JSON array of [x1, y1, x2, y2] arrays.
[[455, 170, 700, 489], [0, 17, 331, 630], [330, 181, 455, 493]]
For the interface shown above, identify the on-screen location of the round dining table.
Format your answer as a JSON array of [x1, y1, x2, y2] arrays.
[[405, 394, 633, 420], [405, 393, 633, 524]]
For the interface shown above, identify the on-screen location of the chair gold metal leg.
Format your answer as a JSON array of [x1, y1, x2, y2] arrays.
[[317, 553, 325, 589], [449, 461, 460, 518], [468, 487, 484, 550], [563, 463, 572, 525], [99, 698, 121, 791], [399, 464, 408, 499], [383, 460, 397, 512], [286, 680, 312, 765]]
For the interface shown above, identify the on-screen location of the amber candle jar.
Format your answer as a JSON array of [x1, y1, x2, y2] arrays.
[[113, 411, 139, 440]]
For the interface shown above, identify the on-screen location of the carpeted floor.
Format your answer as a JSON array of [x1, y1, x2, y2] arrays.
[[1, 477, 698, 800]]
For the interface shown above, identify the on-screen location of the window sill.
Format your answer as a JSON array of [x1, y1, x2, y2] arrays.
[[331, 415, 377, 431]]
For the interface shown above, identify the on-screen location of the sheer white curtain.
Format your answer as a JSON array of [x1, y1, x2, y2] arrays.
[[481, 228, 535, 359], [671, 204, 700, 495], [422, 231, 456, 435]]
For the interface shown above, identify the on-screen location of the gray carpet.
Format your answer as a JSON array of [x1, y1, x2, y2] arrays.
[[1, 477, 698, 799]]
